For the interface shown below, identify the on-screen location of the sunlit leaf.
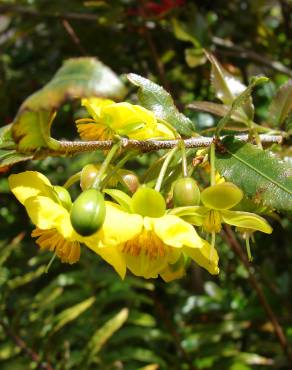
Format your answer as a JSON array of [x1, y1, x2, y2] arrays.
[[12, 58, 127, 151], [215, 137, 292, 211], [268, 79, 292, 127], [128, 73, 193, 136]]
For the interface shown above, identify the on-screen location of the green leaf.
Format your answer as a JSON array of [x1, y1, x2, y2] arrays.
[[215, 76, 268, 135], [52, 296, 95, 334], [127, 73, 193, 136], [85, 308, 128, 362], [268, 79, 292, 127], [0, 124, 15, 149], [215, 137, 292, 212], [12, 57, 127, 151], [206, 51, 254, 119], [0, 149, 32, 169]]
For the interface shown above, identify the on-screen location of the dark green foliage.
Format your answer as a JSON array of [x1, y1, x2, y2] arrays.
[[0, 1, 292, 369]]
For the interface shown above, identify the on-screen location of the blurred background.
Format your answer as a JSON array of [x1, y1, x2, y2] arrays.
[[0, 1, 291, 369]]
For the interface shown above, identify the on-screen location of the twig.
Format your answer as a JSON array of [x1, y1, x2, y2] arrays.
[[61, 19, 87, 55], [50, 134, 282, 155], [0, 4, 98, 22], [223, 226, 292, 366], [0, 320, 54, 370], [151, 290, 198, 370], [213, 36, 292, 77]]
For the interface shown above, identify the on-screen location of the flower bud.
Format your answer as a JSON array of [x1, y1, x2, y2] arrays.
[[80, 164, 99, 191], [70, 189, 106, 236], [121, 171, 140, 193], [131, 187, 166, 218], [173, 177, 200, 207]]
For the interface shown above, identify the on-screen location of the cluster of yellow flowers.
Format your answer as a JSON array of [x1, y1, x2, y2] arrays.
[[9, 99, 272, 281]]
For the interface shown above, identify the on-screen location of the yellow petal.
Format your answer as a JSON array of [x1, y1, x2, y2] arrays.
[[147, 215, 204, 249], [92, 244, 127, 279], [24, 196, 76, 240], [82, 98, 114, 121], [160, 256, 186, 282], [9, 171, 54, 205], [183, 240, 220, 275], [221, 210, 273, 233]]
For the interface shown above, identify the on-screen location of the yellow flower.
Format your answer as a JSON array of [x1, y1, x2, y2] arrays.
[[8, 171, 141, 265], [76, 98, 175, 141], [85, 189, 219, 281], [170, 182, 272, 259]]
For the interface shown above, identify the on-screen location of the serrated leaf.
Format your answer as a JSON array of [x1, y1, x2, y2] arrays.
[[127, 73, 193, 136], [268, 79, 292, 127], [215, 137, 292, 212], [12, 57, 127, 151], [206, 51, 254, 119], [85, 308, 128, 362], [52, 296, 95, 334]]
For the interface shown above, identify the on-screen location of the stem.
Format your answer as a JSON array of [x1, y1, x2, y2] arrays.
[[180, 141, 188, 177], [38, 134, 283, 155], [223, 225, 292, 366], [63, 171, 81, 189], [210, 142, 216, 186], [245, 236, 253, 262], [100, 151, 136, 189], [92, 142, 120, 190], [155, 146, 178, 192]]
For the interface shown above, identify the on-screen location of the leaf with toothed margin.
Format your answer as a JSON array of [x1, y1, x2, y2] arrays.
[[12, 58, 127, 152], [127, 73, 193, 136], [215, 137, 292, 212]]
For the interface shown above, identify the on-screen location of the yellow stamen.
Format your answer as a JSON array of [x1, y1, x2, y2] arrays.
[[203, 210, 222, 233], [77, 123, 114, 141], [32, 228, 80, 264], [122, 230, 167, 260]]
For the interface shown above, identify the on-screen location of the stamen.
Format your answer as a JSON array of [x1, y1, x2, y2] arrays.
[[209, 232, 216, 263]]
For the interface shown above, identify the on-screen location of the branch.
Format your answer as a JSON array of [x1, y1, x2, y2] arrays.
[[213, 36, 292, 77], [223, 226, 292, 367], [0, 320, 54, 370], [53, 134, 283, 155], [0, 4, 98, 22]]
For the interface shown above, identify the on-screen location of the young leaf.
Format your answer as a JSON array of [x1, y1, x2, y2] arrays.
[[205, 51, 254, 119], [12, 58, 127, 152], [215, 137, 292, 212], [127, 73, 193, 136], [268, 79, 292, 127]]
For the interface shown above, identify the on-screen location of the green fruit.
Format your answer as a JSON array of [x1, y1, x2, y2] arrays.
[[80, 164, 99, 191], [121, 171, 139, 193], [53, 186, 72, 211], [70, 189, 106, 236], [201, 182, 243, 210], [173, 177, 200, 207], [132, 187, 166, 218]]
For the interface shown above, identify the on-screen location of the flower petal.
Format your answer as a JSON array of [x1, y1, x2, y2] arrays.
[[24, 196, 76, 240], [222, 210, 272, 233], [183, 240, 220, 275], [82, 98, 114, 121], [9, 171, 55, 205], [169, 206, 208, 226], [148, 215, 204, 249], [92, 244, 127, 279]]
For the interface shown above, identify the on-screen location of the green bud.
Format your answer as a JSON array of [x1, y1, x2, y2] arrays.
[[80, 164, 99, 191], [70, 189, 106, 236], [131, 187, 166, 218], [173, 177, 200, 207]]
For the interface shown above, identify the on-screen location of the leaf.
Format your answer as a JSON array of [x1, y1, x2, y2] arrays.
[[0, 124, 15, 149], [215, 76, 268, 135], [206, 51, 254, 119], [185, 48, 207, 68], [0, 149, 33, 169], [268, 79, 292, 127], [127, 73, 193, 136], [52, 296, 95, 333], [12, 57, 127, 151], [8, 265, 46, 289], [85, 308, 128, 362], [215, 137, 292, 212]]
